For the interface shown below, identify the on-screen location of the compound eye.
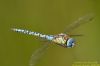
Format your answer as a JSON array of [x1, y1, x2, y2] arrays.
[[67, 38, 75, 48]]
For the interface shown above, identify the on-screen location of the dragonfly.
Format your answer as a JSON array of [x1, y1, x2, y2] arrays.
[[11, 14, 94, 66]]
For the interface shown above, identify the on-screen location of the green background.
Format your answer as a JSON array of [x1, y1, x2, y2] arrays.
[[0, 0, 100, 66]]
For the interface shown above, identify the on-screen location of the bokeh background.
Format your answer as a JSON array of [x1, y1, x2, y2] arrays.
[[0, 0, 100, 66]]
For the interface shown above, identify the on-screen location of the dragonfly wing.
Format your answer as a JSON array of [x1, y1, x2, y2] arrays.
[[70, 34, 84, 37], [63, 13, 94, 33], [29, 44, 49, 66]]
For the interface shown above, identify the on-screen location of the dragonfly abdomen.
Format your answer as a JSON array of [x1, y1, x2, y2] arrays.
[[11, 28, 36, 35], [11, 28, 54, 40]]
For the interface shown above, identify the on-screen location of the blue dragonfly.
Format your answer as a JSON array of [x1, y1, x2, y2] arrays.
[[11, 14, 94, 66]]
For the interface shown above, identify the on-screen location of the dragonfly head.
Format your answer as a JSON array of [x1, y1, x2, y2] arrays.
[[66, 38, 75, 48]]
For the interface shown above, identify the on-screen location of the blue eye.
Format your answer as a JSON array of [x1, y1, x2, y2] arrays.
[[67, 38, 75, 48]]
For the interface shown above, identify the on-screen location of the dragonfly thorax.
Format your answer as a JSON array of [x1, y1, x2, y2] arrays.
[[52, 33, 75, 48], [52, 37, 66, 44], [52, 33, 69, 44]]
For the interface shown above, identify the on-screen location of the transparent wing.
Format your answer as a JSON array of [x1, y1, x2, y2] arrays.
[[70, 34, 84, 37], [63, 13, 94, 33], [29, 44, 49, 66]]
